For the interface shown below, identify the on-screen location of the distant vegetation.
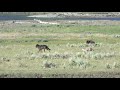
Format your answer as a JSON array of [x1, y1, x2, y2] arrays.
[[0, 12, 120, 17]]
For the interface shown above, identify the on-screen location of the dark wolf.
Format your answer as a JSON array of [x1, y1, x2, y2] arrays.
[[36, 44, 51, 52], [86, 40, 95, 44]]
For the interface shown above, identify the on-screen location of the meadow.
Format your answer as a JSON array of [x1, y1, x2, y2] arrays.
[[0, 20, 120, 78]]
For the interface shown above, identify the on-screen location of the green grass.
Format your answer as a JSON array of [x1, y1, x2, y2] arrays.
[[0, 21, 120, 78]]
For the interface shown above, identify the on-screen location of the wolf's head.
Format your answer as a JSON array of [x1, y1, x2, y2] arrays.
[[36, 44, 39, 48]]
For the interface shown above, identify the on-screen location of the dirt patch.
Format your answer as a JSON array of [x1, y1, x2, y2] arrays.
[[0, 33, 22, 39]]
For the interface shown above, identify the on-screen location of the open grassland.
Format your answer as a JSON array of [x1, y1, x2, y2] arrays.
[[0, 20, 120, 78]]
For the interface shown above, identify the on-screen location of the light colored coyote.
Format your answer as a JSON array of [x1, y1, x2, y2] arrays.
[[82, 47, 94, 53]]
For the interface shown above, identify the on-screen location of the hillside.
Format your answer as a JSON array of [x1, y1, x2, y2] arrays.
[[1, 12, 120, 18]]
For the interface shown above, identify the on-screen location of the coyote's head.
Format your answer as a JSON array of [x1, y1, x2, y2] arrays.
[[36, 44, 39, 48]]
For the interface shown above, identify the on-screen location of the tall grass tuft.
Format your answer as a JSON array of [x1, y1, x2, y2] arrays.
[[76, 52, 116, 60], [69, 57, 90, 69], [42, 60, 56, 68], [105, 63, 111, 69], [112, 62, 120, 69]]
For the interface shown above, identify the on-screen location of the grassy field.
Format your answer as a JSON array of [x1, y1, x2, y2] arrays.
[[0, 20, 120, 78]]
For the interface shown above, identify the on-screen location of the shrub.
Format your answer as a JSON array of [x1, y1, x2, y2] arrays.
[[112, 62, 120, 69], [75, 51, 116, 60], [19, 63, 28, 68], [105, 63, 111, 69], [1, 57, 10, 62], [69, 57, 90, 69], [31, 24, 37, 27], [42, 60, 56, 68]]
